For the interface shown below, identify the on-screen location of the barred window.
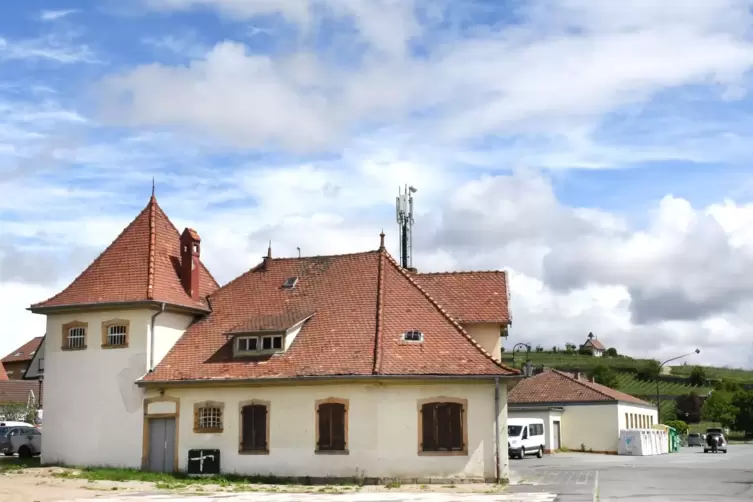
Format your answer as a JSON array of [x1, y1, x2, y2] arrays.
[[68, 327, 86, 349], [107, 325, 128, 346], [195, 406, 223, 432]]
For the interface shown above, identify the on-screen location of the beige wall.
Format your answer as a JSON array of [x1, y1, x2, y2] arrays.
[[561, 403, 619, 453], [618, 403, 659, 430], [150, 380, 509, 481], [463, 323, 502, 361]]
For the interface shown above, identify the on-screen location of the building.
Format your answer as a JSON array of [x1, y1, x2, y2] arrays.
[[579, 332, 605, 357], [508, 369, 656, 454], [2, 337, 43, 380], [28, 195, 520, 482]]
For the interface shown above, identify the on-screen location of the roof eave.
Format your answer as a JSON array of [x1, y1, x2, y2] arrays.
[[28, 300, 210, 315], [509, 399, 616, 407], [137, 373, 522, 388]]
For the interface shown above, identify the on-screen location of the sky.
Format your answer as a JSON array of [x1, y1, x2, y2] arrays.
[[3, 0, 753, 369]]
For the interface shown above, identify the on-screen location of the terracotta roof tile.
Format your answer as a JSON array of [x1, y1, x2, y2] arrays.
[[0, 380, 40, 404], [410, 271, 510, 324], [583, 338, 606, 350], [144, 248, 518, 383], [226, 310, 316, 334], [30, 196, 219, 312], [509, 369, 651, 406], [2, 337, 43, 363]]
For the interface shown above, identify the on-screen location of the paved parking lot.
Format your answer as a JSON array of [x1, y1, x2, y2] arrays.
[[509, 444, 753, 501]]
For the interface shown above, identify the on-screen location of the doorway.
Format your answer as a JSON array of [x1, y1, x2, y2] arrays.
[[147, 417, 176, 472], [552, 420, 561, 450]]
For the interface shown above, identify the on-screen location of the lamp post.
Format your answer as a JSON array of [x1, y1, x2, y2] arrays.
[[656, 349, 700, 424], [512, 343, 532, 375]]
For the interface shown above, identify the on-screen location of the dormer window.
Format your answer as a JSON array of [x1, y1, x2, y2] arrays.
[[282, 277, 298, 289], [235, 334, 284, 356], [402, 330, 423, 342]]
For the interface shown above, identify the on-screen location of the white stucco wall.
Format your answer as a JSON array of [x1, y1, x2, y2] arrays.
[[560, 403, 619, 453], [508, 408, 562, 452], [618, 403, 658, 430], [41, 307, 193, 468], [463, 323, 502, 361], [149, 380, 509, 481], [150, 311, 194, 368]]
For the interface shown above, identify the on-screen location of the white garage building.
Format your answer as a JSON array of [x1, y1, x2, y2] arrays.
[[508, 369, 657, 454]]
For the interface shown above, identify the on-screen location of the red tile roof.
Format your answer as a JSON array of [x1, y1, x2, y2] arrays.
[[508, 369, 651, 406], [583, 337, 606, 350], [30, 196, 219, 312], [0, 365, 7, 381], [144, 247, 518, 383], [410, 271, 510, 324], [2, 337, 43, 363]]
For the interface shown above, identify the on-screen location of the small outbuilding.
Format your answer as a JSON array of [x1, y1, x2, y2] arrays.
[[579, 332, 605, 357], [508, 369, 657, 454]]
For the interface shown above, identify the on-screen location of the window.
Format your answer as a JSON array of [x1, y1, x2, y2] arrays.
[[649, 415, 654, 427], [316, 399, 348, 453], [402, 330, 423, 342], [38, 358, 44, 372], [419, 399, 467, 455], [61, 321, 87, 350], [102, 319, 130, 348], [194, 401, 224, 433], [240, 403, 269, 453], [625, 413, 628, 428], [235, 335, 283, 355], [282, 277, 299, 289], [530, 423, 544, 436]]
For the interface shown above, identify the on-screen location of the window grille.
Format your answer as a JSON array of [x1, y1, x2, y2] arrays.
[[68, 327, 86, 348], [198, 407, 222, 430], [107, 325, 128, 346]]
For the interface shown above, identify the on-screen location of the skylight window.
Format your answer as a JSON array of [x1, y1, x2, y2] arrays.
[[402, 330, 423, 342], [282, 277, 299, 289]]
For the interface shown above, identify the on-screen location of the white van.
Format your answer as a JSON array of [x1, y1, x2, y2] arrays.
[[508, 417, 545, 459]]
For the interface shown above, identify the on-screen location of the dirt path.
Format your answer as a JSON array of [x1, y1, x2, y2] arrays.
[[0, 469, 153, 502]]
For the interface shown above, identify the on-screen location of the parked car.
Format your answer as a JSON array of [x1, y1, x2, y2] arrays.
[[0, 425, 42, 457], [704, 432, 727, 454], [687, 433, 703, 447], [508, 417, 546, 459]]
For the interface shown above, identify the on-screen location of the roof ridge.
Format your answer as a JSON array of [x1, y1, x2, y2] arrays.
[[550, 369, 619, 401], [146, 196, 157, 300], [413, 270, 505, 276], [269, 250, 381, 262], [372, 249, 386, 374], [381, 252, 518, 374], [30, 202, 153, 308]]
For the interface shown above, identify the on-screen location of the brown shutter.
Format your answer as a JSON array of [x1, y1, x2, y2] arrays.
[[318, 404, 332, 450], [331, 404, 346, 450], [436, 404, 452, 450], [421, 404, 436, 451], [252, 405, 267, 451], [449, 403, 463, 450], [240, 406, 254, 450]]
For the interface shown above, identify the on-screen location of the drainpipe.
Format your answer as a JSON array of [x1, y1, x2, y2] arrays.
[[149, 303, 166, 371], [494, 376, 501, 483]]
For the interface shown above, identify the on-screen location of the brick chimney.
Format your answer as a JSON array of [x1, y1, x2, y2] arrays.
[[180, 228, 201, 300]]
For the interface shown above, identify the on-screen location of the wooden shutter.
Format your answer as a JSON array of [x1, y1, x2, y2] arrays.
[[421, 404, 436, 451], [252, 405, 267, 451], [318, 404, 333, 450], [331, 404, 346, 450], [240, 406, 254, 451], [449, 403, 463, 450], [436, 404, 452, 450]]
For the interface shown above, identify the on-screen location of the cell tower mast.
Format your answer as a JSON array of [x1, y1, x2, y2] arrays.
[[396, 185, 417, 270]]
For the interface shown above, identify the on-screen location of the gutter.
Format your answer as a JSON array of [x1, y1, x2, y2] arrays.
[[137, 373, 523, 388], [28, 300, 208, 316], [148, 303, 166, 371], [494, 376, 501, 483]]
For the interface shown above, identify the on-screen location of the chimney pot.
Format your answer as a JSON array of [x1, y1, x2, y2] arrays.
[[179, 228, 201, 300], [379, 231, 385, 250], [263, 242, 272, 270]]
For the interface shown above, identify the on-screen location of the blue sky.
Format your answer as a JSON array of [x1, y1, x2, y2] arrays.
[[3, 0, 753, 367]]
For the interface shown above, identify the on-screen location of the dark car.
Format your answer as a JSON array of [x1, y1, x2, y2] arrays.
[[687, 433, 703, 447]]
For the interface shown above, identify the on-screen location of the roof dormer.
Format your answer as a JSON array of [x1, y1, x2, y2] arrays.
[[225, 310, 315, 358]]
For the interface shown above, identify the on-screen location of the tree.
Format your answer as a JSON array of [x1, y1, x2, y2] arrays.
[[535, 345, 544, 353], [578, 347, 594, 356], [732, 390, 753, 435], [552, 346, 559, 353], [664, 419, 689, 435], [588, 364, 619, 389], [565, 343, 577, 354], [701, 391, 738, 428], [605, 347, 618, 357], [715, 379, 743, 393], [637, 359, 661, 381], [688, 366, 708, 387]]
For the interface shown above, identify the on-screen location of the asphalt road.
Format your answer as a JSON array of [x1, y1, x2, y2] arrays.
[[509, 444, 753, 501]]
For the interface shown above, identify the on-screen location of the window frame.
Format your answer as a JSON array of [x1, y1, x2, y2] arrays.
[[61, 321, 88, 351], [238, 400, 270, 454], [417, 397, 468, 456], [101, 319, 130, 349], [234, 334, 285, 356], [314, 398, 349, 455], [193, 401, 224, 434]]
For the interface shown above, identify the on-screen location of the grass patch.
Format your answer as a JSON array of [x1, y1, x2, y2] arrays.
[[0, 457, 40, 473]]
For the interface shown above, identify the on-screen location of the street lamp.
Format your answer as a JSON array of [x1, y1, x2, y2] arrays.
[[656, 349, 700, 424], [512, 343, 532, 373]]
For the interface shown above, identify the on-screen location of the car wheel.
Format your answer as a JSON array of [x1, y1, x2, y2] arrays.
[[3, 453, 13, 457], [17, 446, 31, 459], [704, 449, 709, 453], [537, 447, 544, 458]]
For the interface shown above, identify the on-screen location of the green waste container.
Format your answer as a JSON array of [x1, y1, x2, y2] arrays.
[[667, 426, 679, 453]]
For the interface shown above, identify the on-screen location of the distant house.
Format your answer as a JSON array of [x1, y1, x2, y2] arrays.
[[508, 369, 656, 454], [2, 337, 43, 380], [580, 332, 605, 357]]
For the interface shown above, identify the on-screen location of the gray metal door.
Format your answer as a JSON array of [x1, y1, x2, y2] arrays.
[[553, 420, 561, 450], [148, 418, 176, 472]]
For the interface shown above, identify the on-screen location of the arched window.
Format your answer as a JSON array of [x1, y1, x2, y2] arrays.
[[419, 399, 467, 454]]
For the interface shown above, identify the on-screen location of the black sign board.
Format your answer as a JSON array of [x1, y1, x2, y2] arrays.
[[187, 449, 220, 475]]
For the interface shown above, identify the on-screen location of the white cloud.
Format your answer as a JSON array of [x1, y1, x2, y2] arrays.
[[39, 9, 78, 21], [0, 34, 97, 64]]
